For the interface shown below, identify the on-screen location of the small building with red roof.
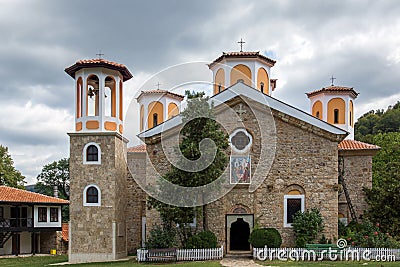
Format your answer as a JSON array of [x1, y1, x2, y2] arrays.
[[0, 185, 69, 256]]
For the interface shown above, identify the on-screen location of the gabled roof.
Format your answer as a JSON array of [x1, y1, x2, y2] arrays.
[[0, 186, 69, 204], [127, 144, 147, 153], [338, 140, 380, 151], [306, 85, 359, 98], [208, 51, 276, 69], [138, 82, 348, 140], [65, 58, 133, 81]]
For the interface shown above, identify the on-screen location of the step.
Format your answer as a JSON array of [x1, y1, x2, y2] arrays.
[[225, 251, 253, 259]]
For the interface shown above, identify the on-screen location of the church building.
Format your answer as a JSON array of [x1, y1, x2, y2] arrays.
[[64, 49, 379, 263]]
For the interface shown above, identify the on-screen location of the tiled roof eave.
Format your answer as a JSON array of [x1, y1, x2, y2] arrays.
[[137, 90, 184, 101], [65, 59, 133, 82], [208, 52, 276, 69]]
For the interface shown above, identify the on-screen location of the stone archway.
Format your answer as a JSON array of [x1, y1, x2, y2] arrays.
[[226, 213, 253, 252]]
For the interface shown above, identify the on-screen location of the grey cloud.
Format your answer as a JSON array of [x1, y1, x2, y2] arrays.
[[1, 0, 400, 182]]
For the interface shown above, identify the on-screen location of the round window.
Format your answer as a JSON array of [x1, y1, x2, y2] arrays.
[[230, 129, 252, 152]]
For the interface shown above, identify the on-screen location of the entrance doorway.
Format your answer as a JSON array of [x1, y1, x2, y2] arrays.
[[12, 234, 20, 255], [226, 214, 253, 252], [230, 218, 250, 250]]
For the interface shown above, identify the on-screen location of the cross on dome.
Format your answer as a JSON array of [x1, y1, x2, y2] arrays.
[[96, 50, 104, 59], [330, 75, 336, 86], [237, 38, 245, 52]]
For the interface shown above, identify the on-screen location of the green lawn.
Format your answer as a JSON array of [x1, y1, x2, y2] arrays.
[[257, 260, 399, 266], [1, 255, 399, 267], [0, 255, 222, 267]]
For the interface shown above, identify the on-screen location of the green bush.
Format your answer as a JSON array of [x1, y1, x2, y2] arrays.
[[248, 228, 282, 248], [292, 208, 324, 247], [184, 230, 218, 249], [340, 219, 400, 248], [145, 224, 176, 249]]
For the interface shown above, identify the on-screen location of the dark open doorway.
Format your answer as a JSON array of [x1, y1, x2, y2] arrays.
[[230, 218, 250, 251]]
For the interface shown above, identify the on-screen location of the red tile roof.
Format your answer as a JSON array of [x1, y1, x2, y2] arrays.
[[209, 51, 276, 68], [128, 144, 147, 153], [62, 223, 69, 242], [306, 85, 359, 98], [338, 140, 380, 150], [0, 186, 69, 204], [137, 90, 184, 100], [65, 58, 133, 81]]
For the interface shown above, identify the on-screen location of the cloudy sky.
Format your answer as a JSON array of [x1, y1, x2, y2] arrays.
[[1, 0, 399, 185]]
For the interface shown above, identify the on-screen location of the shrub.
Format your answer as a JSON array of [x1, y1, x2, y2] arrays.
[[292, 208, 324, 247], [145, 224, 176, 249], [185, 230, 218, 249], [249, 228, 282, 248], [340, 219, 400, 248]]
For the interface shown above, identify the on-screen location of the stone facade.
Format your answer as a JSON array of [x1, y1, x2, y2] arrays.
[[140, 97, 343, 250], [69, 94, 375, 257], [126, 152, 147, 252], [40, 232, 57, 254], [68, 132, 128, 263], [338, 150, 375, 222]]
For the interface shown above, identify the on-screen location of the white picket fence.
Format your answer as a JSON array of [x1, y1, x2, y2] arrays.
[[137, 246, 223, 262], [253, 247, 400, 261]]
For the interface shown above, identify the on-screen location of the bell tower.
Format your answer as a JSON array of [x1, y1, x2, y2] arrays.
[[65, 58, 133, 263], [306, 84, 359, 139]]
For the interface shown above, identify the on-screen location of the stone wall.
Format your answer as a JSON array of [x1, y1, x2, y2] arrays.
[[338, 151, 374, 221], [126, 152, 147, 252], [68, 132, 127, 263], [142, 97, 342, 249], [40, 232, 57, 254]]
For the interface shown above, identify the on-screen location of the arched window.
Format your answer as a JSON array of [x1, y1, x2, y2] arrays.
[[148, 101, 164, 129], [327, 98, 345, 124], [349, 100, 354, 127], [214, 68, 225, 95], [284, 186, 305, 227], [119, 80, 123, 121], [153, 113, 158, 127], [83, 142, 101, 164], [140, 105, 144, 131], [257, 67, 269, 94], [87, 145, 98, 161], [86, 187, 98, 203], [312, 101, 323, 119], [334, 109, 339, 124], [83, 185, 101, 206], [168, 103, 179, 119], [86, 75, 100, 116], [230, 64, 251, 87], [76, 77, 83, 118]]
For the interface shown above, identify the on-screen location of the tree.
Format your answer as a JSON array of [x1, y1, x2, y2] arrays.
[[363, 132, 400, 237], [149, 91, 229, 246], [292, 208, 324, 247], [354, 101, 400, 238], [0, 145, 25, 188], [355, 101, 400, 142], [36, 158, 70, 221]]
